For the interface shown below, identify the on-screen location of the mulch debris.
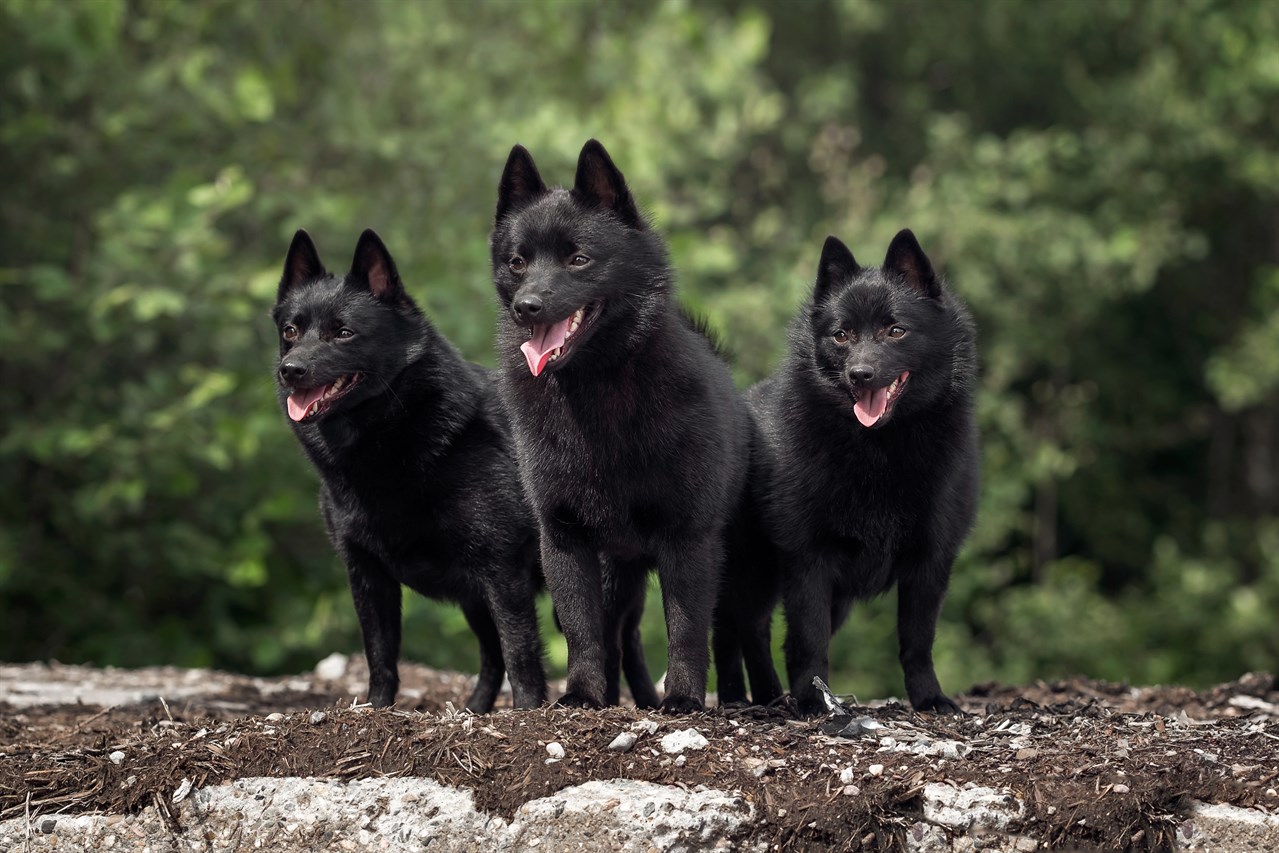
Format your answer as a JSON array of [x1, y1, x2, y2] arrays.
[[1, 661, 1276, 851]]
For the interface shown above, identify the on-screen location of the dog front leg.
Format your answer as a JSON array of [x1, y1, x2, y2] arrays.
[[782, 553, 834, 716], [541, 538, 607, 708], [344, 546, 403, 708], [655, 532, 722, 713], [897, 567, 960, 714]]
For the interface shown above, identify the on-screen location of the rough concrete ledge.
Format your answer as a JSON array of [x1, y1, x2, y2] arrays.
[[0, 777, 758, 853], [2, 777, 1275, 852], [1181, 800, 1279, 852]]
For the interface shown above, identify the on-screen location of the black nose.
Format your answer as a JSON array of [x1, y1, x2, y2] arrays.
[[849, 364, 875, 383], [513, 294, 543, 322], [279, 361, 308, 383]]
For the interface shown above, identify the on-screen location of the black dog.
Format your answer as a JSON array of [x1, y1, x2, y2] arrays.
[[755, 231, 979, 715], [490, 140, 752, 713], [272, 228, 548, 712]]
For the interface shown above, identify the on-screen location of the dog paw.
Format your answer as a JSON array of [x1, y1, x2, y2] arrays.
[[556, 691, 603, 710], [659, 694, 706, 715], [912, 693, 962, 714], [791, 691, 827, 718], [630, 693, 661, 711], [510, 692, 548, 710]]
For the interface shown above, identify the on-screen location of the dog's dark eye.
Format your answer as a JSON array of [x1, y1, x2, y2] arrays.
[[887, 326, 907, 339], [508, 255, 526, 274], [569, 254, 591, 268], [282, 324, 299, 342], [336, 328, 355, 340], [833, 330, 849, 344]]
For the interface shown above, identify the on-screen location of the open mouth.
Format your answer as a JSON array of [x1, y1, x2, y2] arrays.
[[520, 301, 603, 377], [851, 371, 909, 428], [285, 373, 362, 422]]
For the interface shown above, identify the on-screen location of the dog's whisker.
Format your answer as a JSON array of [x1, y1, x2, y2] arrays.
[[368, 371, 406, 414]]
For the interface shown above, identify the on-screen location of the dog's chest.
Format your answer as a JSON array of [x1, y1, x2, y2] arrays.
[[514, 376, 711, 537], [791, 430, 925, 547]]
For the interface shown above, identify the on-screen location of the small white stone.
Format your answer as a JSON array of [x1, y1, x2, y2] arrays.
[[842, 785, 860, 796], [631, 719, 660, 735], [109, 751, 125, 765], [868, 764, 884, 777], [674, 755, 686, 767], [314, 653, 348, 680], [607, 732, 638, 753], [1113, 783, 1130, 794], [839, 767, 857, 785], [660, 728, 709, 754], [545, 742, 565, 760], [310, 711, 327, 724], [265, 713, 285, 723]]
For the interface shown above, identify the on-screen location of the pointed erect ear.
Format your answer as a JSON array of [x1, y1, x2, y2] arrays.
[[279, 229, 325, 301], [496, 145, 548, 224], [813, 235, 861, 303], [348, 229, 403, 301], [883, 229, 940, 298], [573, 139, 643, 228]]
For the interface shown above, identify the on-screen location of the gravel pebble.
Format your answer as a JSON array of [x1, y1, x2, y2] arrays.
[[313, 653, 349, 680], [660, 728, 709, 754]]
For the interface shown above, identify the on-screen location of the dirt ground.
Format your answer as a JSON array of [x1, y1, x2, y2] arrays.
[[2, 659, 1277, 851]]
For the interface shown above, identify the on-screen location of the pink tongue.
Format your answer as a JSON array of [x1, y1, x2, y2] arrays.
[[853, 386, 889, 427], [287, 385, 329, 422], [520, 316, 574, 377]]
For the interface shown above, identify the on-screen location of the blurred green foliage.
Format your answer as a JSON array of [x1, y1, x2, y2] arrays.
[[2, 0, 1277, 699]]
